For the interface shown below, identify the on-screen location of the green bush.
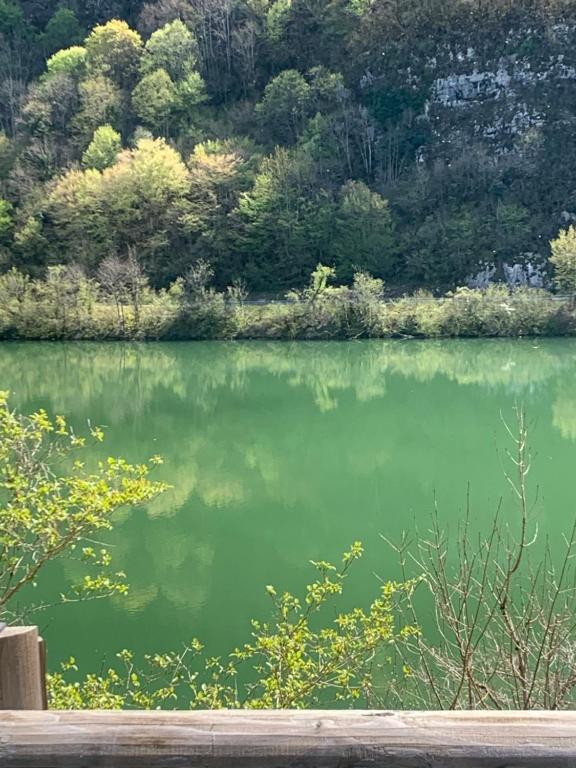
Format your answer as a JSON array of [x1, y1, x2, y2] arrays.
[[0, 265, 571, 340]]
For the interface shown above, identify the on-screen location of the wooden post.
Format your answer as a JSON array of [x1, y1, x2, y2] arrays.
[[0, 626, 44, 710]]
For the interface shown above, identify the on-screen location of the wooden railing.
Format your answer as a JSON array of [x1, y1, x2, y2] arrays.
[[1, 627, 576, 767], [3, 710, 576, 767]]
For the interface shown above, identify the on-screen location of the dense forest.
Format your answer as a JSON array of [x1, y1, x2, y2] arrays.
[[1, 0, 576, 293]]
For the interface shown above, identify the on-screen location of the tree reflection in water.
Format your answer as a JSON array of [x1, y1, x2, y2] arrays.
[[2, 338, 576, 669]]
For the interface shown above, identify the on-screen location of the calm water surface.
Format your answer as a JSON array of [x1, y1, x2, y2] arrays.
[[2, 339, 576, 670]]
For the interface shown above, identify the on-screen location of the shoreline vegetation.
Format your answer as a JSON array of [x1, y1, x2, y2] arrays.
[[1, 262, 575, 341]]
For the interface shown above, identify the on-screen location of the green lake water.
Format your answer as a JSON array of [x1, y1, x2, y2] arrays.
[[2, 338, 576, 671]]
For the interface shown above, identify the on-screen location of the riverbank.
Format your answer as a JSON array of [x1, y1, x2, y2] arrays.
[[0, 281, 573, 340]]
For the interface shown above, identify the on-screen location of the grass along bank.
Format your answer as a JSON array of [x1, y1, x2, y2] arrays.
[[0, 262, 573, 341]]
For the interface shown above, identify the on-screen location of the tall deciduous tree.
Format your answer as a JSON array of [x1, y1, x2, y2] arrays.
[[85, 20, 143, 88], [142, 19, 198, 81]]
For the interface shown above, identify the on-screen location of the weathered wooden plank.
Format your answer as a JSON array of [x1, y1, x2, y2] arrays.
[[1, 710, 576, 767]]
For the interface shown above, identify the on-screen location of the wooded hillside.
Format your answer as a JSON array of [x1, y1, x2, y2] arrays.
[[1, 0, 576, 291]]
